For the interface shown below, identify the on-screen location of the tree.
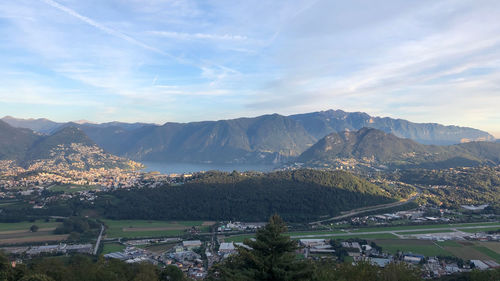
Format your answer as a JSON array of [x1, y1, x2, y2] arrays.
[[19, 274, 54, 281], [160, 265, 185, 281], [30, 225, 39, 232], [334, 261, 380, 281], [380, 262, 421, 281], [0, 253, 12, 281], [210, 214, 312, 281]]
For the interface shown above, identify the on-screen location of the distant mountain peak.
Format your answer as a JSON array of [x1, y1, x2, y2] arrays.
[[72, 119, 95, 124]]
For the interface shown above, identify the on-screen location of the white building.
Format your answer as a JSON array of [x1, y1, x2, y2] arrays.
[[183, 240, 202, 250]]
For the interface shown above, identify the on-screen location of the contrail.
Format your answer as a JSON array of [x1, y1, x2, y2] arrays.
[[40, 0, 171, 57], [40, 0, 238, 74]]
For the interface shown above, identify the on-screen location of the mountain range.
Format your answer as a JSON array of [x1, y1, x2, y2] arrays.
[[298, 127, 500, 169], [0, 120, 138, 171], [2, 109, 496, 164]]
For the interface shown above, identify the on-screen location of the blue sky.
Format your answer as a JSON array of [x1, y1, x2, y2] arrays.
[[0, 0, 499, 137]]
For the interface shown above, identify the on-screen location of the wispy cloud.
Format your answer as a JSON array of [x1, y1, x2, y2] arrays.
[[0, 0, 499, 133], [39, 0, 181, 62], [149, 31, 247, 41]]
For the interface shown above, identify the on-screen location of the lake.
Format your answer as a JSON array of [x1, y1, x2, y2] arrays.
[[140, 162, 277, 174]]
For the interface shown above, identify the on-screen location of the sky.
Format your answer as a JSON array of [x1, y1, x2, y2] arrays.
[[0, 0, 499, 137]]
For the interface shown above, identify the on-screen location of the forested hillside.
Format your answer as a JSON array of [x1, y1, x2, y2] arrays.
[[389, 167, 500, 209], [93, 169, 395, 222], [298, 128, 500, 169]]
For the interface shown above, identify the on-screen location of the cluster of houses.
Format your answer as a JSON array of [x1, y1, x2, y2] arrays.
[[104, 247, 157, 264], [0, 163, 194, 194], [294, 238, 500, 279], [421, 257, 500, 278], [124, 238, 181, 246], [217, 242, 249, 259], [217, 222, 266, 232], [104, 240, 207, 280], [164, 240, 208, 280]]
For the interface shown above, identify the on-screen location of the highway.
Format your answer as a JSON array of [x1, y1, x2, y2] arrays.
[[93, 224, 105, 255], [310, 187, 422, 225]]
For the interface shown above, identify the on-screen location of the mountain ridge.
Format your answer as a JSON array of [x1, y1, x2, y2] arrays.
[[0, 121, 138, 171], [2, 110, 495, 164], [298, 127, 500, 169]]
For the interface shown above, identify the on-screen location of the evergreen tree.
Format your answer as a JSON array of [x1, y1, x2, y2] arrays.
[[210, 214, 312, 281], [19, 274, 54, 281], [160, 265, 185, 281], [0, 253, 11, 281], [380, 262, 421, 281]]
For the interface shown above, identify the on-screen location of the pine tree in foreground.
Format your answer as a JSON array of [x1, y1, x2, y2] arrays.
[[209, 214, 312, 281]]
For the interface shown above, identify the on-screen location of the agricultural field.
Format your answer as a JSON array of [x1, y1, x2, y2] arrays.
[[373, 239, 452, 257], [459, 227, 500, 233], [285, 230, 345, 237], [102, 243, 126, 254], [0, 200, 19, 207], [374, 239, 500, 262], [103, 220, 213, 239], [473, 244, 500, 262], [48, 184, 100, 193], [439, 241, 500, 262], [0, 220, 60, 232], [0, 219, 66, 245]]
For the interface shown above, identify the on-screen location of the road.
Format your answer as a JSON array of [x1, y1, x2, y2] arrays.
[[290, 224, 500, 239], [93, 224, 105, 255], [309, 187, 422, 225]]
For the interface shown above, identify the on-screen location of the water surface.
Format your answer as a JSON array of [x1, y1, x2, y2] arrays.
[[141, 162, 276, 174]]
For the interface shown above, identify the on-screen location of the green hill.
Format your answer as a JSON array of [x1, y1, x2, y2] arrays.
[[95, 169, 395, 222], [298, 128, 500, 169]]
